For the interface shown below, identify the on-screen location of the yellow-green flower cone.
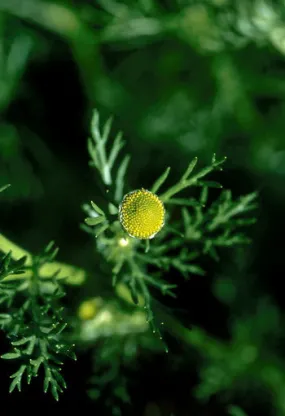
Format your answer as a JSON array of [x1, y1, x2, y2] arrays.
[[119, 189, 165, 239]]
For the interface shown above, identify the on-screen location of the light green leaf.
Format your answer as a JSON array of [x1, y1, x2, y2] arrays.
[[181, 157, 198, 181], [95, 222, 109, 237], [44, 367, 51, 393], [115, 154, 130, 202], [85, 216, 106, 226], [12, 337, 32, 346], [9, 365, 26, 392], [2, 351, 21, 359], [108, 202, 118, 215], [185, 264, 205, 276], [0, 184, 11, 193], [102, 115, 113, 144], [108, 131, 124, 168], [228, 405, 248, 416], [151, 166, 171, 194], [91, 201, 105, 216], [196, 181, 222, 188], [167, 198, 201, 207]]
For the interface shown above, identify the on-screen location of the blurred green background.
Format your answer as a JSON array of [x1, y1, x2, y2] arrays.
[[0, 0, 285, 414]]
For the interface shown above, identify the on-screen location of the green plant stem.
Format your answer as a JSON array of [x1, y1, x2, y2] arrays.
[[0, 234, 85, 285], [160, 158, 226, 203]]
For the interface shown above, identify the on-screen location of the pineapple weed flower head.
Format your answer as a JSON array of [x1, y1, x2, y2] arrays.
[[119, 188, 165, 240]]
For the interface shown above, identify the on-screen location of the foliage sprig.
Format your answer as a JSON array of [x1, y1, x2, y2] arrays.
[[0, 242, 76, 401], [84, 110, 258, 335]]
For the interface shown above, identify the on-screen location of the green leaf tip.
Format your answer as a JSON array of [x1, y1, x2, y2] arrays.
[[90, 201, 105, 216], [95, 222, 109, 238], [85, 216, 106, 226], [228, 405, 248, 416], [2, 351, 21, 359], [181, 157, 198, 181], [0, 184, 11, 193], [108, 202, 118, 215], [151, 166, 171, 194]]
